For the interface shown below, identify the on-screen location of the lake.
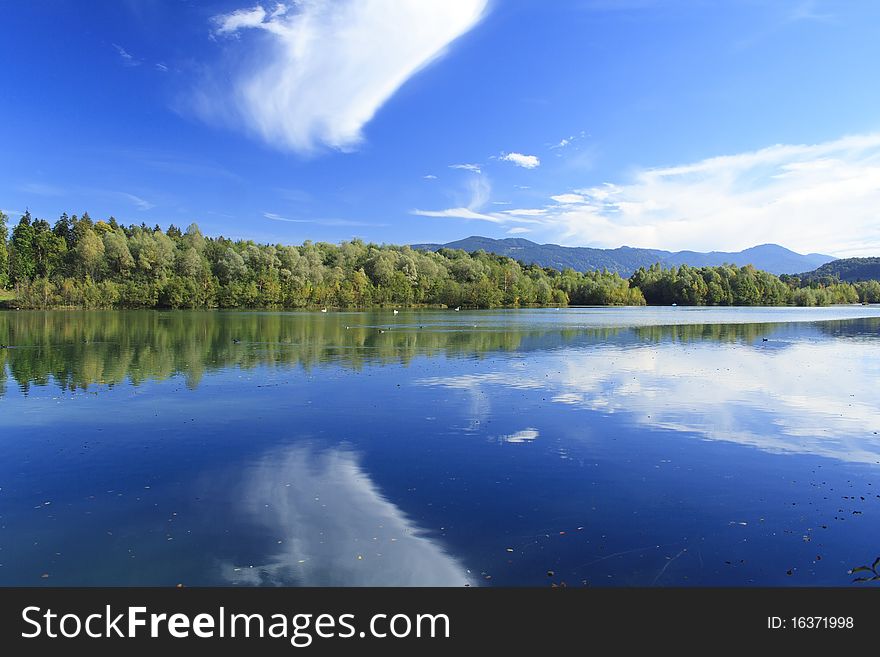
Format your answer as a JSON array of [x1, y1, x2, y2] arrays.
[[2, 306, 880, 586]]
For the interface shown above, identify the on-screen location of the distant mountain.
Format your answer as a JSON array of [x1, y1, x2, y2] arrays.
[[797, 257, 880, 283], [411, 236, 835, 277]]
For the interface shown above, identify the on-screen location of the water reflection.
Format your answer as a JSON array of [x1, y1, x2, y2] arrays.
[[419, 332, 880, 464], [2, 308, 878, 395], [218, 446, 471, 586]]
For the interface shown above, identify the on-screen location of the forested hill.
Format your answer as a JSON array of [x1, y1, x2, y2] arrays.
[[797, 257, 880, 283], [412, 236, 834, 276], [0, 209, 876, 310]]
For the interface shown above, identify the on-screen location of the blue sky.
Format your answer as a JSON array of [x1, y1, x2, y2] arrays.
[[2, 0, 879, 256]]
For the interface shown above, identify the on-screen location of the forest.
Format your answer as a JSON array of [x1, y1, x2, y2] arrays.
[[0, 210, 877, 309]]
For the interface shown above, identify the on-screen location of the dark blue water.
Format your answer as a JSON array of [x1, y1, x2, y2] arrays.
[[1, 307, 879, 586]]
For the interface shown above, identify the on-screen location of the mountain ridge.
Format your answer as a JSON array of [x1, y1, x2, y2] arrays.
[[411, 236, 835, 277]]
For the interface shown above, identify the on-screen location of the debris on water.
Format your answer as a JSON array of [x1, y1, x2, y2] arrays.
[[786, 569, 793, 576], [546, 570, 554, 577], [506, 548, 514, 553], [41, 573, 49, 579], [802, 535, 811, 542], [356, 555, 363, 560]]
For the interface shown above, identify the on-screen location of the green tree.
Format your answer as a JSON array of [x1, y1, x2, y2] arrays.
[[0, 211, 9, 287], [9, 212, 36, 283], [74, 227, 105, 278]]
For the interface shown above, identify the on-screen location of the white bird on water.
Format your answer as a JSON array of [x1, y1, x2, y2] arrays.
[[454, 306, 461, 311], [321, 308, 328, 313], [393, 309, 399, 315]]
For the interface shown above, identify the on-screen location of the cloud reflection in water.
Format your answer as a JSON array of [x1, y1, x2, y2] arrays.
[[420, 336, 880, 464], [220, 446, 471, 586]]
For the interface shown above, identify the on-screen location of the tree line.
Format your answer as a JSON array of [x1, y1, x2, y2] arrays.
[[0, 210, 877, 309]]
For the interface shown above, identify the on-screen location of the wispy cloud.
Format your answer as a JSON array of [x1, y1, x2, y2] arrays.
[[507, 227, 531, 235], [422, 132, 880, 257], [549, 130, 586, 150], [155, 63, 169, 72], [264, 212, 312, 223], [413, 207, 507, 223], [264, 212, 383, 227], [413, 172, 544, 225], [788, 0, 834, 23], [423, 174, 438, 180], [501, 208, 546, 216], [449, 163, 482, 174], [112, 43, 141, 67], [133, 152, 243, 182], [20, 182, 66, 196], [499, 152, 540, 169], [121, 192, 155, 211], [203, 1, 489, 153]]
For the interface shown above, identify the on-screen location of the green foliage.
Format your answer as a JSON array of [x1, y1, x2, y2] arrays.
[[1, 209, 876, 309], [0, 211, 8, 288], [631, 262, 864, 306], [799, 257, 880, 284]]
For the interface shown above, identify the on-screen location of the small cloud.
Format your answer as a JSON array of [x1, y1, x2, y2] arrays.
[[514, 185, 531, 190], [502, 208, 546, 216], [263, 212, 380, 227], [449, 163, 482, 173], [491, 201, 511, 205], [112, 43, 141, 67], [122, 193, 155, 211], [549, 130, 586, 150], [1, 209, 24, 217], [507, 227, 531, 235], [500, 152, 540, 169], [412, 207, 505, 223], [264, 212, 310, 223], [789, 0, 834, 22], [423, 174, 438, 180], [155, 63, 169, 72], [20, 182, 66, 196], [551, 193, 587, 204]]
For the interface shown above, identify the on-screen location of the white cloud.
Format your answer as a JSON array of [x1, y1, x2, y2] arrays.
[[414, 173, 543, 225], [507, 227, 531, 235], [213, 5, 272, 34], [550, 193, 586, 204], [425, 133, 880, 256], [500, 152, 540, 169], [205, 1, 488, 153], [264, 211, 309, 223], [121, 193, 155, 211], [549, 131, 585, 150], [423, 174, 438, 180], [20, 182, 66, 196], [502, 208, 546, 216], [449, 163, 482, 173], [155, 63, 168, 72], [112, 43, 140, 66], [412, 207, 506, 223]]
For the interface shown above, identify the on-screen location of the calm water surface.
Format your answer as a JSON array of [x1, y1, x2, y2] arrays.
[[2, 306, 880, 586]]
